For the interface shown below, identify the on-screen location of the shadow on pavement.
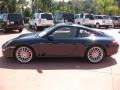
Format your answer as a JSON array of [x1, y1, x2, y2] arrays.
[[0, 56, 117, 73], [0, 29, 19, 35]]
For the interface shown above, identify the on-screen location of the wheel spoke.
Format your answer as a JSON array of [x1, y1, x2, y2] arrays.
[[87, 47, 104, 63], [16, 46, 33, 63]]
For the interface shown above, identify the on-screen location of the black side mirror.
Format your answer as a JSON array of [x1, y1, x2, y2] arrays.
[[48, 35, 54, 41]]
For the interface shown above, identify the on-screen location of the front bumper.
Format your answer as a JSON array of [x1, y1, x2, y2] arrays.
[[2, 46, 15, 58], [6, 25, 24, 30]]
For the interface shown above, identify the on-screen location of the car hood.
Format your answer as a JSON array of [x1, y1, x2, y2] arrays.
[[16, 33, 38, 39]]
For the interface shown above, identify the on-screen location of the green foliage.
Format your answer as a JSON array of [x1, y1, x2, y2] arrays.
[[0, 0, 120, 15]]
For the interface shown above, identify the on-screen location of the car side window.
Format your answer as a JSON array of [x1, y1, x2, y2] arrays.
[[80, 14, 83, 18], [3, 15, 7, 21], [78, 28, 95, 37], [51, 26, 77, 38]]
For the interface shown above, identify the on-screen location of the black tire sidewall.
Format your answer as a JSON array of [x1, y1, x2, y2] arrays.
[[15, 46, 34, 63], [86, 46, 105, 63]]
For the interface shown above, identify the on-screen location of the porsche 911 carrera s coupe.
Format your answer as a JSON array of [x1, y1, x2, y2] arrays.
[[2, 23, 119, 63]]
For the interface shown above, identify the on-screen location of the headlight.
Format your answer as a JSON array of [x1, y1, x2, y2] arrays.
[[2, 39, 13, 48]]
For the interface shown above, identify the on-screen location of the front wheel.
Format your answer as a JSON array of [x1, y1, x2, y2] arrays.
[[34, 24, 38, 31], [18, 28, 23, 33], [96, 23, 100, 29], [3, 27, 8, 33], [86, 46, 104, 63], [15, 46, 34, 63]]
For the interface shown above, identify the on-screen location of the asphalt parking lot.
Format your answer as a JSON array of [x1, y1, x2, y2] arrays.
[[0, 26, 120, 90]]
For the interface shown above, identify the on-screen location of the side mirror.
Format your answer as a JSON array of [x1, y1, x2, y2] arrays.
[[48, 35, 54, 41]]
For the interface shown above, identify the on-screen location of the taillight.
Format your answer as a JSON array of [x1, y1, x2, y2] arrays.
[[112, 40, 119, 45]]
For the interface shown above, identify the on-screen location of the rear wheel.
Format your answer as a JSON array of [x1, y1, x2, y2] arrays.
[[3, 27, 8, 33], [15, 46, 34, 63], [34, 24, 38, 31], [86, 46, 104, 63], [29, 24, 32, 29], [18, 28, 23, 33], [78, 22, 80, 24], [112, 23, 115, 28], [96, 23, 100, 29]]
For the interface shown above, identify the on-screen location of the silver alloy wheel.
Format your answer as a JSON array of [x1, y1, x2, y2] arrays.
[[15, 46, 33, 63], [87, 46, 104, 63]]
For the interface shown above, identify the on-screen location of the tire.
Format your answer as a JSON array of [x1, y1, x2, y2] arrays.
[[96, 23, 100, 29], [15, 46, 34, 63], [18, 28, 23, 33], [78, 22, 80, 24], [29, 24, 32, 29], [3, 27, 8, 33], [86, 46, 105, 63], [112, 23, 115, 28], [34, 24, 38, 31], [105, 26, 109, 29]]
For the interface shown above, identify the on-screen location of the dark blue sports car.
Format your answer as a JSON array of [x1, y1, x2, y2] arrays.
[[2, 23, 119, 63]]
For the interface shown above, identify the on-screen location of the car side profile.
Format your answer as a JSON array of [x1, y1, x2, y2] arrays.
[[54, 13, 74, 24], [0, 13, 24, 33], [94, 15, 113, 28], [2, 23, 119, 63], [29, 13, 54, 30], [74, 13, 95, 27], [111, 16, 120, 28]]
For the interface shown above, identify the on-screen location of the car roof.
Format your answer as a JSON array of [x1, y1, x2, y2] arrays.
[[55, 23, 93, 30], [34, 13, 52, 15]]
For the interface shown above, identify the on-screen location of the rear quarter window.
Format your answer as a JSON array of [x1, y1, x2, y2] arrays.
[[41, 14, 53, 20], [85, 15, 94, 20], [8, 14, 22, 21]]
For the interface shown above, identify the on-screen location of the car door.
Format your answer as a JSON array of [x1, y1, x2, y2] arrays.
[[73, 27, 97, 57], [38, 26, 78, 56]]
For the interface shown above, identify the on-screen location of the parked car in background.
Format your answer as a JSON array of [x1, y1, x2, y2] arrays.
[[74, 13, 95, 27], [116, 16, 120, 19], [2, 23, 119, 63], [0, 13, 24, 33], [94, 15, 113, 28], [54, 13, 74, 23], [74, 14, 81, 24], [111, 16, 120, 28], [29, 13, 54, 30]]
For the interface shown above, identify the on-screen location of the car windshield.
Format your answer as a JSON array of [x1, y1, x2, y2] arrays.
[[8, 14, 22, 21], [94, 16, 103, 19], [85, 15, 94, 20], [103, 16, 110, 19], [111, 17, 118, 20], [38, 25, 55, 37], [41, 14, 53, 20]]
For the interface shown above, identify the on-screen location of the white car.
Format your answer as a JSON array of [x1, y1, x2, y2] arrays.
[[94, 15, 113, 28], [74, 13, 95, 27], [29, 13, 54, 30]]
